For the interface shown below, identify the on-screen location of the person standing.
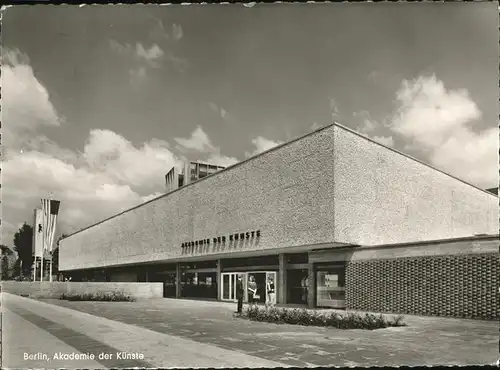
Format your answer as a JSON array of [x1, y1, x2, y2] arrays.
[[266, 275, 276, 306], [301, 275, 309, 304], [248, 275, 258, 304], [235, 274, 244, 314]]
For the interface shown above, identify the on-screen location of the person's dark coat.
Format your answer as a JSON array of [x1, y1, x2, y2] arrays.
[[236, 278, 244, 299]]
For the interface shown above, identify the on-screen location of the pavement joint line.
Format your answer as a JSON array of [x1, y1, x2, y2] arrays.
[[10, 295, 499, 366], [3, 293, 287, 368], [3, 307, 105, 369]]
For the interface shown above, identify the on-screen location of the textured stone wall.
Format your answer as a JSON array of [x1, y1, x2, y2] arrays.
[[345, 253, 499, 319], [0, 282, 163, 300], [333, 125, 498, 246], [60, 128, 339, 271], [60, 124, 498, 271]]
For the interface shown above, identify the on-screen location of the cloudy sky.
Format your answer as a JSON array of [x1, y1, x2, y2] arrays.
[[2, 3, 498, 247]]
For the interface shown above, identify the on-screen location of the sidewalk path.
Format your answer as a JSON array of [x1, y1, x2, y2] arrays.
[[36, 297, 499, 367], [2, 293, 286, 368], [3, 307, 104, 369]]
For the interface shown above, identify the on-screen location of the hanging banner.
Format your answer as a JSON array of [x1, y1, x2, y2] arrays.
[[40, 199, 61, 258], [33, 209, 44, 258]]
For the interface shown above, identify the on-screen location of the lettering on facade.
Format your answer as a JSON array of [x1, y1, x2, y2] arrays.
[[181, 230, 261, 249]]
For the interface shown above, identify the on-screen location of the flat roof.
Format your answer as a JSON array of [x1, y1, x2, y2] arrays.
[[62, 121, 497, 240], [59, 234, 498, 271]]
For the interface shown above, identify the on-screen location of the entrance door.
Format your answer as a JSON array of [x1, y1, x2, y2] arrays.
[[221, 272, 245, 302], [245, 271, 277, 304]]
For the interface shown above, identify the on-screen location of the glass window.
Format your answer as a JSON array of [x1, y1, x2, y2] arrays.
[[180, 271, 217, 299], [316, 268, 346, 308], [287, 269, 308, 304], [286, 253, 308, 264], [222, 274, 230, 299]]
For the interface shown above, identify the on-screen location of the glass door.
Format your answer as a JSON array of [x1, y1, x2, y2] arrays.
[[221, 272, 246, 302], [230, 273, 236, 300], [222, 273, 230, 300], [266, 271, 277, 305]]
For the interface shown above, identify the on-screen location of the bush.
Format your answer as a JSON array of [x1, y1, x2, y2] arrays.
[[241, 305, 406, 330], [60, 291, 135, 302]]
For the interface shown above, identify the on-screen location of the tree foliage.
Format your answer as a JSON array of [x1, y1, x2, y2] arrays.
[[0, 245, 13, 255], [1, 255, 9, 280], [13, 222, 34, 277]]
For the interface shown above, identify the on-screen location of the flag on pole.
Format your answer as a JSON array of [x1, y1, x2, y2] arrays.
[[41, 198, 60, 258]]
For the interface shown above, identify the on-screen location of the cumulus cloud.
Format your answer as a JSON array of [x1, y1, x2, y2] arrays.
[[354, 75, 497, 183], [206, 153, 239, 168], [388, 74, 496, 188], [352, 110, 396, 148], [208, 102, 229, 121], [391, 75, 482, 148], [135, 43, 164, 64], [2, 49, 62, 152], [329, 97, 340, 119], [111, 21, 185, 83], [174, 126, 216, 152], [174, 126, 239, 167], [371, 136, 394, 147], [110, 40, 167, 83], [149, 19, 184, 42], [172, 24, 183, 41], [310, 122, 323, 131], [110, 40, 164, 66], [245, 136, 284, 158], [1, 48, 186, 246]]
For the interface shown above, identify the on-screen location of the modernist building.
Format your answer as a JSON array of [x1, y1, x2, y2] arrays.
[[165, 161, 225, 193], [59, 123, 499, 319]]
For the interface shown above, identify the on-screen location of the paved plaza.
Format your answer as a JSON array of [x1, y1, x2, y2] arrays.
[[2, 293, 284, 369], [2, 293, 498, 368]]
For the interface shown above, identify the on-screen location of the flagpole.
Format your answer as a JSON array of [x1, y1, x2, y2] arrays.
[[49, 193, 54, 282], [41, 206, 44, 281], [49, 253, 53, 282], [49, 214, 54, 282], [40, 245, 44, 282], [33, 209, 38, 281]]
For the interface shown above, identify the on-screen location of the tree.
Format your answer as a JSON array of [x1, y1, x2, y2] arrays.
[[13, 223, 34, 277], [13, 258, 21, 279], [0, 245, 13, 280], [1, 255, 9, 280]]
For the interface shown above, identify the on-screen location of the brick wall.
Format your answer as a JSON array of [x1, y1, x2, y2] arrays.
[[345, 253, 499, 319], [0, 282, 163, 300]]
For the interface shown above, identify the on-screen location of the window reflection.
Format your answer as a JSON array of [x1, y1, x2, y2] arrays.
[[316, 267, 346, 308]]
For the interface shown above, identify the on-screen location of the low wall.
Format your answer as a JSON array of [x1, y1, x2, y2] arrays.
[[0, 282, 163, 300]]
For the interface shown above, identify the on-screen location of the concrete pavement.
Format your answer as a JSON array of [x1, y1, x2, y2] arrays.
[[3, 307, 104, 369], [2, 293, 286, 368], [38, 297, 499, 367]]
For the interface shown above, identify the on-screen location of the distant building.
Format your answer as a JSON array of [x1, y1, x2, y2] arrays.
[[165, 161, 225, 192], [486, 187, 498, 196]]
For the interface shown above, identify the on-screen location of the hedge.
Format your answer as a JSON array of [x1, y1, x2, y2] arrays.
[[241, 304, 406, 330], [60, 291, 135, 302]]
